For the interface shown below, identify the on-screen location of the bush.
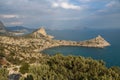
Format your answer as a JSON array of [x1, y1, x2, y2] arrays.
[[24, 75, 34, 80], [28, 54, 120, 80], [20, 62, 30, 74], [0, 68, 8, 80]]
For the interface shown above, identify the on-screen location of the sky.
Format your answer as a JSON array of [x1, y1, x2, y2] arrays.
[[0, 0, 120, 30]]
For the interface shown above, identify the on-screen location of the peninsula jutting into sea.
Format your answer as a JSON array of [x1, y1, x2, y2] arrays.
[[0, 26, 110, 54]]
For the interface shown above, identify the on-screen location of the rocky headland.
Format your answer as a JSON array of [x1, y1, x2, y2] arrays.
[[0, 27, 110, 54]]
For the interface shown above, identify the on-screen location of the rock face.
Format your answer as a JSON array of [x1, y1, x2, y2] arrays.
[[94, 35, 110, 46], [0, 21, 6, 33], [28, 27, 54, 39], [90, 35, 110, 47], [37, 27, 47, 36], [32, 27, 47, 37]]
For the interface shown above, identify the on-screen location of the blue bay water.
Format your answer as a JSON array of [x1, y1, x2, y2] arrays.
[[43, 29, 120, 67]]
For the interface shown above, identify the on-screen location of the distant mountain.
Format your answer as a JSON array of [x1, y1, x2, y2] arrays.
[[0, 21, 35, 36], [0, 21, 6, 33], [6, 26, 35, 33]]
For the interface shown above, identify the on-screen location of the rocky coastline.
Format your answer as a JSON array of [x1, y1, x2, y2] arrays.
[[0, 28, 110, 54]]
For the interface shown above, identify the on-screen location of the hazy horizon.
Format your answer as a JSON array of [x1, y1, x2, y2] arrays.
[[0, 0, 120, 30]]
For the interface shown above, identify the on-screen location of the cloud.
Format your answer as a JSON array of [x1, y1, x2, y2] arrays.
[[5, 21, 23, 26], [0, 0, 120, 29], [96, 0, 120, 14], [78, 0, 92, 3], [106, 1, 115, 7], [10, 22, 23, 25], [52, 2, 82, 10], [106, 1, 120, 7], [0, 14, 19, 18]]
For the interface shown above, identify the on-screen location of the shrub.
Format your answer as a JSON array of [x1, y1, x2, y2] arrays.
[[28, 54, 120, 80], [20, 62, 30, 74], [0, 68, 8, 80]]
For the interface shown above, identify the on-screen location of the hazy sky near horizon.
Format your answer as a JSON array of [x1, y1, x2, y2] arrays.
[[0, 0, 120, 29]]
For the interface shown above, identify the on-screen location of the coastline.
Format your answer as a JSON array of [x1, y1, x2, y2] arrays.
[[0, 35, 110, 54]]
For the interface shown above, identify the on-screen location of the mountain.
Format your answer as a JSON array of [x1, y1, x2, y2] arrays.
[[0, 21, 32, 36], [27, 27, 54, 39], [6, 26, 35, 33], [0, 21, 6, 33]]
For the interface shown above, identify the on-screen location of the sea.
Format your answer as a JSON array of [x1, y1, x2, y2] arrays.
[[42, 29, 120, 67]]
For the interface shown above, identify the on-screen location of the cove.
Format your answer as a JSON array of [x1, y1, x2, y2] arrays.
[[42, 46, 120, 67]]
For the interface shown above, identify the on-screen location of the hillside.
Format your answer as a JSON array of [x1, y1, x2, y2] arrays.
[[27, 54, 120, 80]]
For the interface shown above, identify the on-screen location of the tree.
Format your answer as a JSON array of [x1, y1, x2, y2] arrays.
[[26, 54, 120, 80]]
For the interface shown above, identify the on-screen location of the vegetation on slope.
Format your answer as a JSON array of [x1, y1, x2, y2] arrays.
[[19, 54, 120, 80], [0, 68, 9, 80]]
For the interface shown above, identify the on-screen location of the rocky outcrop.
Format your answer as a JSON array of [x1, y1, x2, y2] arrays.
[[78, 35, 110, 48], [37, 27, 47, 36], [28, 27, 54, 39], [45, 35, 110, 48]]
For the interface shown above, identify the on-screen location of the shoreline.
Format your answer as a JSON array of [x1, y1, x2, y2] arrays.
[[0, 35, 110, 56], [34, 35, 110, 53]]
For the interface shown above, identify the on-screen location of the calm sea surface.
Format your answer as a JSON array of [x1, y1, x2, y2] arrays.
[[43, 29, 120, 67]]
